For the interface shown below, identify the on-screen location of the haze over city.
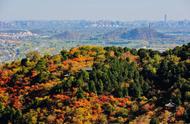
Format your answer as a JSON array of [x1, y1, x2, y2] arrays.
[[1, 0, 190, 123], [0, 0, 190, 21]]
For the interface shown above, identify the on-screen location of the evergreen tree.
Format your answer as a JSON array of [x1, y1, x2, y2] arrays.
[[34, 59, 47, 72], [60, 49, 69, 60], [97, 80, 104, 94], [88, 81, 97, 93], [76, 88, 85, 99]]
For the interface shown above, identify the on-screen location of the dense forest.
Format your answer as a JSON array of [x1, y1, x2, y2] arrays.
[[0, 43, 190, 123]]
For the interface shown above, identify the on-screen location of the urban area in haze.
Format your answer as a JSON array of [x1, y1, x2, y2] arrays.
[[0, 0, 190, 123]]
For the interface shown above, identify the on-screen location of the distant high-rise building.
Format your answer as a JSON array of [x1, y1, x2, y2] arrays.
[[164, 14, 167, 23], [148, 23, 151, 29]]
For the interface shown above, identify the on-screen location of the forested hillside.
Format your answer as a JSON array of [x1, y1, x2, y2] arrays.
[[0, 44, 190, 123]]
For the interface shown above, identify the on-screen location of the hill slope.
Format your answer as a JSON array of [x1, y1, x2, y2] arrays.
[[0, 44, 190, 123], [120, 28, 167, 40], [51, 31, 88, 40]]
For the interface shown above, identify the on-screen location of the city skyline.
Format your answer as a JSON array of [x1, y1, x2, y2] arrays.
[[0, 0, 190, 21]]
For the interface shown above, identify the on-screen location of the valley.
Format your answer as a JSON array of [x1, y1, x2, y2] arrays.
[[1, 20, 190, 62]]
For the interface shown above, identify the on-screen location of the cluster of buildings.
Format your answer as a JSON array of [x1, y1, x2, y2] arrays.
[[0, 31, 38, 40]]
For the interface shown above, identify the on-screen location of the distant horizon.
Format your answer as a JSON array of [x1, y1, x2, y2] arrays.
[[0, 0, 190, 21], [1, 19, 190, 22]]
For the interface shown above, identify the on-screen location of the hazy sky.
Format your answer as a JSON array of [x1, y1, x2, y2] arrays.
[[0, 0, 190, 21]]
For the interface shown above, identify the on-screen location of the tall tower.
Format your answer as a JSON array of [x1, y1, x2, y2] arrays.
[[164, 14, 167, 23], [148, 23, 151, 29]]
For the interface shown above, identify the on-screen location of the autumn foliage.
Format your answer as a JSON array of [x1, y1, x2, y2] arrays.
[[0, 44, 190, 123]]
